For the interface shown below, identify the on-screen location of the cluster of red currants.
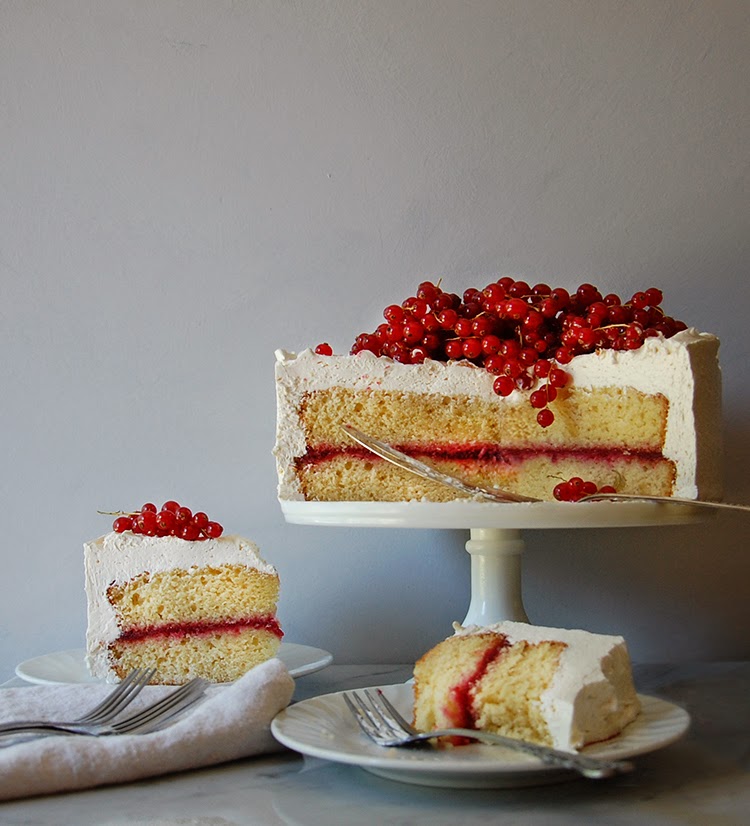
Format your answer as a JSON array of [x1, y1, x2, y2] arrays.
[[316, 278, 684, 428], [552, 478, 617, 502], [111, 501, 223, 540]]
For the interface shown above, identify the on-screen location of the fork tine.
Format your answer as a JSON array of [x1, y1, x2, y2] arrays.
[[74, 668, 141, 723], [122, 687, 206, 735], [362, 689, 410, 740], [81, 668, 156, 724], [111, 678, 208, 734], [344, 690, 404, 744], [369, 688, 416, 735], [343, 692, 382, 742]]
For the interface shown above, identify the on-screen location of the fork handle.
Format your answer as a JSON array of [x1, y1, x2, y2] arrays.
[[0, 721, 47, 733], [0, 722, 87, 737], [420, 729, 633, 779]]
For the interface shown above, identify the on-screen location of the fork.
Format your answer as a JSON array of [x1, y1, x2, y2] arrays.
[[0, 667, 155, 735], [344, 688, 634, 780], [0, 676, 208, 740]]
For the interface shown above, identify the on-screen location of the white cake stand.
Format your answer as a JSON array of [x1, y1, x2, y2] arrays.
[[281, 500, 704, 626]]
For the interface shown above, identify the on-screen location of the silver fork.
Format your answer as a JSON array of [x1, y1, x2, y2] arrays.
[[0, 676, 208, 740], [344, 688, 634, 780], [0, 668, 155, 735]]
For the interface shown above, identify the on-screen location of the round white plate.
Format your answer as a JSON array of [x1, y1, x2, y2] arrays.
[[271, 683, 690, 789], [280, 499, 703, 530], [15, 643, 333, 685]]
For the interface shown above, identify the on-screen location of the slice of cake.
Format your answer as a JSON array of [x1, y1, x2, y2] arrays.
[[84, 501, 283, 684], [275, 279, 722, 502], [412, 621, 640, 751]]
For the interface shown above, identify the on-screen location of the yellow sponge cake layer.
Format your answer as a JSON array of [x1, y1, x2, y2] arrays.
[[109, 627, 281, 685], [107, 564, 279, 627], [300, 386, 668, 451], [296, 450, 675, 502]]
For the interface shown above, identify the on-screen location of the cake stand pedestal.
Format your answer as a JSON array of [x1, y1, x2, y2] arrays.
[[281, 500, 703, 627], [463, 528, 528, 624]]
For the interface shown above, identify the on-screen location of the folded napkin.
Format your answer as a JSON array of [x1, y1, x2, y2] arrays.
[[0, 657, 295, 801]]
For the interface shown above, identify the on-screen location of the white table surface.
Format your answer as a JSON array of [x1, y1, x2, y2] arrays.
[[1, 661, 747, 825]]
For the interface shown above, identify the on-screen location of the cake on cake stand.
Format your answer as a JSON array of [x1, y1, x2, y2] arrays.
[[280, 499, 703, 626]]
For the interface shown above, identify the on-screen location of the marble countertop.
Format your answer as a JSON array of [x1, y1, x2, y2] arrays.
[[1, 661, 747, 825]]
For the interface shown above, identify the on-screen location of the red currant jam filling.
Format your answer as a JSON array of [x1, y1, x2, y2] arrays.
[[446, 636, 510, 733], [299, 443, 663, 468], [117, 615, 283, 643]]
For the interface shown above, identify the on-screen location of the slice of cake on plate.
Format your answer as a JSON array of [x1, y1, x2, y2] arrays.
[[412, 620, 640, 751], [275, 278, 722, 503], [84, 501, 282, 684]]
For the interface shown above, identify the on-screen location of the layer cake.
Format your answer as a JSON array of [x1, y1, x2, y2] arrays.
[[85, 524, 282, 684], [275, 327, 721, 502]]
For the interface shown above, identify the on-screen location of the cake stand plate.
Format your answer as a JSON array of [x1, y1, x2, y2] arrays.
[[281, 500, 703, 625]]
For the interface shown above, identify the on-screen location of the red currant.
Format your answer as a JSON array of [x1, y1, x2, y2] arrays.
[[645, 287, 663, 307], [402, 320, 425, 344], [444, 339, 463, 359], [384, 304, 405, 324], [113, 516, 133, 533], [192, 511, 209, 530], [454, 318, 473, 338], [493, 375, 515, 397], [156, 509, 177, 534], [137, 511, 157, 536], [537, 408, 555, 427], [462, 338, 483, 360], [548, 367, 569, 388], [437, 308, 458, 329], [204, 521, 223, 538], [109, 501, 224, 541], [551, 478, 618, 501], [180, 522, 201, 541]]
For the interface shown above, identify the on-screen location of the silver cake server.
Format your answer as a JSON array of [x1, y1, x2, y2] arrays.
[[578, 491, 750, 512], [342, 424, 750, 513], [341, 424, 537, 503]]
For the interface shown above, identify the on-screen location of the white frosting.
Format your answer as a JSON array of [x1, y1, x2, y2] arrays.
[[84, 532, 275, 680], [455, 620, 640, 751], [274, 328, 722, 499]]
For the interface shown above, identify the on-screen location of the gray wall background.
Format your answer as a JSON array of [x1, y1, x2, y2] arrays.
[[2, 0, 749, 681]]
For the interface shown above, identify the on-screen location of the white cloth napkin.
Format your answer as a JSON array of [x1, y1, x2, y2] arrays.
[[0, 657, 295, 801]]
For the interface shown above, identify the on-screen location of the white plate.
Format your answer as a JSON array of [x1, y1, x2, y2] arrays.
[[271, 683, 690, 789], [15, 643, 333, 685], [281, 499, 703, 530]]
